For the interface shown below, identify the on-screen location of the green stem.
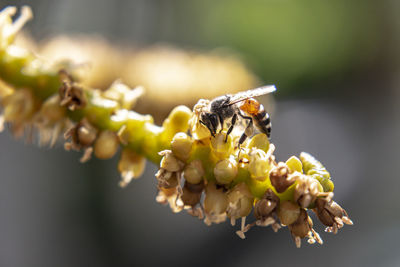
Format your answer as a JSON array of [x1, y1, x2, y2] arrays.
[[0, 45, 180, 164], [0, 49, 61, 100]]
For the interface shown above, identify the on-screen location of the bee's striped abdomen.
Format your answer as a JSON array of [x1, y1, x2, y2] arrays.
[[254, 104, 271, 138]]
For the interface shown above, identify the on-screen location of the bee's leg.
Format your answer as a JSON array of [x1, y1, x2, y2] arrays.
[[238, 112, 252, 122], [218, 114, 224, 133], [237, 114, 253, 148], [225, 113, 237, 142], [200, 120, 215, 137], [238, 132, 248, 148]]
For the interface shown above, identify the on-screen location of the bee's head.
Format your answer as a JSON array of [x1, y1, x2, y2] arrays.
[[200, 112, 218, 137]]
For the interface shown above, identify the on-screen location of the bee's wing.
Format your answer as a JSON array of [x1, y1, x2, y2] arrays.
[[227, 85, 276, 106]]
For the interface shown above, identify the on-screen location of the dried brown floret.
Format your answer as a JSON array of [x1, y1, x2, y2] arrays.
[[2, 89, 35, 124], [181, 181, 204, 207], [186, 206, 204, 220], [157, 139, 186, 194], [155, 168, 173, 188], [156, 173, 184, 213], [269, 162, 295, 193], [314, 198, 353, 234], [64, 118, 97, 162], [253, 189, 280, 231], [254, 189, 279, 220], [0, 89, 37, 138], [159, 150, 185, 173], [294, 174, 329, 208], [59, 70, 87, 110], [33, 95, 67, 147], [161, 173, 179, 189], [288, 209, 323, 248], [278, 201, 301, 226], [36, 122, 66, 147]]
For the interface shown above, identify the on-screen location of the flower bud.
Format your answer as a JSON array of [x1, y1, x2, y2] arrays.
[[183, 159, 205, 184], [94, 130, 119, 159], [316, 175, 335, 193], [247, 133, 269, 152], [171, 132, 193, 161], [300, 152, 334, 192], [248, 148, 270, 181], [285, 156, 302, 173], [211, 132, 232, 159], [76, 122, 97, 147], [214, 157, 238, 185], [191, 121, 211, 140], [163, 105, 192, 134]]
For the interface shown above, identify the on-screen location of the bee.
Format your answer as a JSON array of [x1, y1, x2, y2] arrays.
[[199, 85, 276, 146]]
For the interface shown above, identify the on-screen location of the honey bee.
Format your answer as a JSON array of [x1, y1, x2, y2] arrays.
[[199, 85, 276, 146]]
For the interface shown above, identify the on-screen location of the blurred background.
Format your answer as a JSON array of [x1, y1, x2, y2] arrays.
[[0, 0, 399, 266]]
